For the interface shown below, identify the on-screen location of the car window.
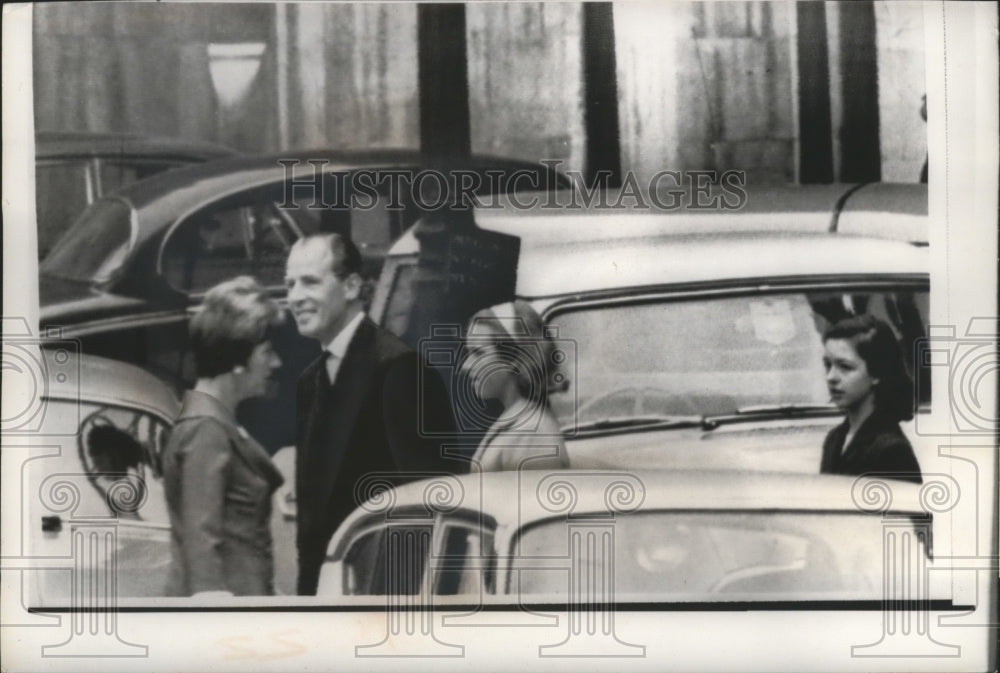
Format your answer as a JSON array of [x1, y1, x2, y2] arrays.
[[509, 510, 927, 601], [35, 160, 94, 259], [161, 196, 311, 295], [40, 196, 134, 282], [432, 522, 496, 595], [341, 523, 433, 595], [546, 287, 929, 426], [76, 401, 173, 525], [339, 517, 495, 597]]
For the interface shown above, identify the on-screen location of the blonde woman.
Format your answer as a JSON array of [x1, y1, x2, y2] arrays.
[[461, 300, 570, 472]]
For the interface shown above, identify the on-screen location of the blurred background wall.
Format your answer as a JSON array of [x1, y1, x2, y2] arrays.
[[33, 1, 928, 184]]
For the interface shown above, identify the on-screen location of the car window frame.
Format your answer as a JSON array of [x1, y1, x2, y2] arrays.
[[429, 513, 499, 596], [336, 512, 438, 596], [335, 508, 498, 597], [499, 507, 932, 601], [56, 396, 176, 529], [153, 167, 425, 301]]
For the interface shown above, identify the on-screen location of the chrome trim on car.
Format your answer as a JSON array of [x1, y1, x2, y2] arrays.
[[41, 309, 188, 338], [538, 274, 929, 320]]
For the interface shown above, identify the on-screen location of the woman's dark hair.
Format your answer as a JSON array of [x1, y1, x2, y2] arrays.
[[823, 314, 914, 421], [189, 276, 283, 378]]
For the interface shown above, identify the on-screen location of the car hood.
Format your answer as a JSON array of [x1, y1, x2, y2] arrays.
[[565, 414, 929, 475], [565, 416, 839, 473]]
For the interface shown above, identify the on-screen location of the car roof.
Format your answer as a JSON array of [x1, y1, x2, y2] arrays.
[[835, 183, 928, 239], [45, 351, 180, 421], [514, 232, 926, 298], [115, 148, 566, 209], [100, 148, 567, 250], [35, 130, 235, 162], [329, 469, 923, 556], [472, 182, 927, 238], [386, 184, 929, 299]]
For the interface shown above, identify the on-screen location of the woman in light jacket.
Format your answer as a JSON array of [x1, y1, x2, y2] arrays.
[[163, 276, 285, 597], [461, 300, 570, 472]]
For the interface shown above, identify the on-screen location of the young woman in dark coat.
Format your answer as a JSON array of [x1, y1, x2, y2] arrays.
[[820, 315, 922, 484]]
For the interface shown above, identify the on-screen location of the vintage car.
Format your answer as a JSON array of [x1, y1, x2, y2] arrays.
[[17, 349, 179, 601], [34, 131, 235, 259], [25, 180, 932, 604], [316, 469, 947, 605], [16, 355, 949, 607], [370, 182, 931, 474], [38, 150, 570, 449]]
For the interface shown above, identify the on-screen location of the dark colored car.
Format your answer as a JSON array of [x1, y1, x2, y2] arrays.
[[39, 149, 571, 449], [35, 131, 235, 258]]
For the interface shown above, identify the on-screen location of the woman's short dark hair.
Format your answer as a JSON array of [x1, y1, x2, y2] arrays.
[[823, 314, 914, 421], [189, 276, 283, 378]]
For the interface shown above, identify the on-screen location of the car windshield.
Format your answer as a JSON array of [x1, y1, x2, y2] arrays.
[[510, 510, 926, 601], [546, 287, 928, 428], [41, 197, 133, 284]]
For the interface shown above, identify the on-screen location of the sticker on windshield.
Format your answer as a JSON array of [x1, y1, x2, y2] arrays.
[[748, 298, 797, 345]]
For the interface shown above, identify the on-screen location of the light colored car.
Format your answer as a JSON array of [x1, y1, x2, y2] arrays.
[[371, 183, 931, 474], [20, 350, 302, 602], [317, 469, 944, 604], [21, 351, 178, 601]]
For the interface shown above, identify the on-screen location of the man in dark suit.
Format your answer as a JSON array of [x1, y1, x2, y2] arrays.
[[285, 233, 460, 595]]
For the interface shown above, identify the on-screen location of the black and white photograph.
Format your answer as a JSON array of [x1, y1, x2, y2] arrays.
[[1, 1, 997, 671]]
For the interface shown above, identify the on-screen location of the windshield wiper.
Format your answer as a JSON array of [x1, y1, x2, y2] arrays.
[[734, 403, 839, 415], [565, 415, 709, 434], [695, 403, 839, 430], [567, 404, 840, 435]]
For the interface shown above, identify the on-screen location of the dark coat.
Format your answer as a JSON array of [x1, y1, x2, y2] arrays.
[[820, 411, 922, 484], [163, 391, 285, 596], [295, 317, 461, 595]]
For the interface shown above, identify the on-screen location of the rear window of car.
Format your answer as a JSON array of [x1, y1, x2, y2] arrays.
[[509, 510, 928, 601], [41, 197, 134, 283], [98, 160, 185, 196], [35, 161, 92, 259]]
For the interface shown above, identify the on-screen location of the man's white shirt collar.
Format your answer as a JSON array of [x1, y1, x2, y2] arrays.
[[324, 311, 365, 359]]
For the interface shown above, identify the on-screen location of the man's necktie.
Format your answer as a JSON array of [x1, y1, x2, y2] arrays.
[[324, 350, 339, 386]]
